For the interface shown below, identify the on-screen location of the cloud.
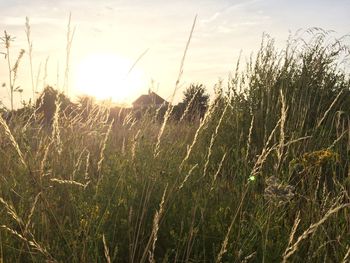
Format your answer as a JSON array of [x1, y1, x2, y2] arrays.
[[200, 12, 221, 25], [224, 0, 261, 12], [197, 0, 270, 37]]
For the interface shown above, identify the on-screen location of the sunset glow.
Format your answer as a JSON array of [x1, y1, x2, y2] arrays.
[[73, 53, 146, 104], [0, 0, 349, 108]]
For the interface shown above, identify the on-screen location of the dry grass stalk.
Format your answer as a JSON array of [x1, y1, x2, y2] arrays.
[[52, 96, 62, 154], [179, 87, 201, 122], [131, 130, 141, 161], [121, 137, 126, 155], [327, 129, 348, 150], [250, 118, 281, 177], [180, 99, 219, 170], [283, 136, 311, 147], [35, 62, 42, 96], [63, 13, 75, 95], [149, 185, 167, 263], [154, 106, 171, 157], [72, 148, 87, 180], [178, 164, 198, 190], [0, 197, 23, 225], [286, 211, 301, 249], [245, 114, 254, 163], [12, 49, 25, 90], [0, 195, 55, 261], [84, 150, 90, 180], [282, 203, 350, 262], [203, 103, 229, 177], [317, 89, 344, 129], [277, 89, 288, 170], [241, 251, 257, 263], [97, 120, 114, 174], [122, 111, 134, 127], [28, 239, 55, 262], [40, 140, 52, 177], [211, 152, 227, 190], [22, 108, 40, 132], [50, 178, 88, 188], [1, 225, 28, 243], [154, 97, 174, 157], [24, 192, 41, 234], [0, 115, 27, 167], [1, 225, 55, 262], [342, 246, 350, 263], [141, 185, 168, 263], [25, 16, 35, 101], [1, 31, 14, 110], [154, 15, 197, 157], [216, 187, 249, 263], [216, 217, 234, 263], [1, 30, 25, 110], [184, 206, 198, 262], [103, 234, 111, 263], [127, 48, 149, 76]]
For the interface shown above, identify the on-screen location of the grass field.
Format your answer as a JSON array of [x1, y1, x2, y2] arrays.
[[0, 29, 350, 262]]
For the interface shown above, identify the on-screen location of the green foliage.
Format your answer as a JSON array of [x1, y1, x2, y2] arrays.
[[181, 83, 209, 120], [0, 30, 350, 262]]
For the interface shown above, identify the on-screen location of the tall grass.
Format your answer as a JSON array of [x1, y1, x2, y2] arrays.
[[0, 28, 349, 262]]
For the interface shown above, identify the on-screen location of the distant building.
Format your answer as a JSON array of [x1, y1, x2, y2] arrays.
[[132, 91, 168, 108]]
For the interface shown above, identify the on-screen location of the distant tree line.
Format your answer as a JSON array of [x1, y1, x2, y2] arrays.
[[1, 83, 210, 125]]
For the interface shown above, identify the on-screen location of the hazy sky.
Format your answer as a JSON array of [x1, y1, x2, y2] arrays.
[[0, 0, 349, 106]]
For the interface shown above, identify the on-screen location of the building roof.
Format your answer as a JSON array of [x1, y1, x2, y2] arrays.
[[132, 91, 168, 108]]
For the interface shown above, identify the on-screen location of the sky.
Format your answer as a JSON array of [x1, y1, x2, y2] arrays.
[[0, 0, 349, 107]]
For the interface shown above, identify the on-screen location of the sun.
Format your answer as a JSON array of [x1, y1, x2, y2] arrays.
[[73, 53, 146, 104]]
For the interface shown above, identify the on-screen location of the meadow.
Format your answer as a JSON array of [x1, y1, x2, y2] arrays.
[[0, 29, 350, 262]]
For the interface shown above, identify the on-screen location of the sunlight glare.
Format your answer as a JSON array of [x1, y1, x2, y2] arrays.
[[73, 53, 146, 104]]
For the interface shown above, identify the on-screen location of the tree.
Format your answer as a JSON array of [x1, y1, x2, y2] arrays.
[[36, 86, 73, 124], [181, 83, 209, 120]]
